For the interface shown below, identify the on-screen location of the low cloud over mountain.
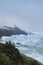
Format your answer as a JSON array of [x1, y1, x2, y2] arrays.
[[0, 25, 27, 37]]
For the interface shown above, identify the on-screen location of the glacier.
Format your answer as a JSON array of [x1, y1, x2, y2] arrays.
[[1, 34, 43, 64]]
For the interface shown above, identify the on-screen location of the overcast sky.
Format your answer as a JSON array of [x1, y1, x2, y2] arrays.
[[0, 0, 43, 33]]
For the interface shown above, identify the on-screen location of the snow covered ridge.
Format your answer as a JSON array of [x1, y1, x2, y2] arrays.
[[1, 34, 43, 48]]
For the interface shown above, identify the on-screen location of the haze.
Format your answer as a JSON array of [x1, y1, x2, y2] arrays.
[[0, 0, 43, 33]]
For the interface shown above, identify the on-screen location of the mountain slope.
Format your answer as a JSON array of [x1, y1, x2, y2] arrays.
[[0, 26, 27, 37], [0, 42, 42, 65]]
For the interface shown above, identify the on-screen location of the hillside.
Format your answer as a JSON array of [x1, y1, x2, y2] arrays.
[[0, 42, 42, 65]]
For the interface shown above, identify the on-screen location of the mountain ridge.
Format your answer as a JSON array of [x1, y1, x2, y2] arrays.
[[0, 25, 28, 37]]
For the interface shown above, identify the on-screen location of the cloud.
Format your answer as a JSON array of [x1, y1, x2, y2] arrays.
[[0, 0, 43, 33]]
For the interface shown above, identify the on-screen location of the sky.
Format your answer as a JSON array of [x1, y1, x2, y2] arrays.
[[0, 0, 43, 33]]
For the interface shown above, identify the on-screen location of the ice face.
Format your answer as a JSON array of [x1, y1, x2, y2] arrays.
[[1, 34, 43, 63], [17, 46, 43, 64]]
